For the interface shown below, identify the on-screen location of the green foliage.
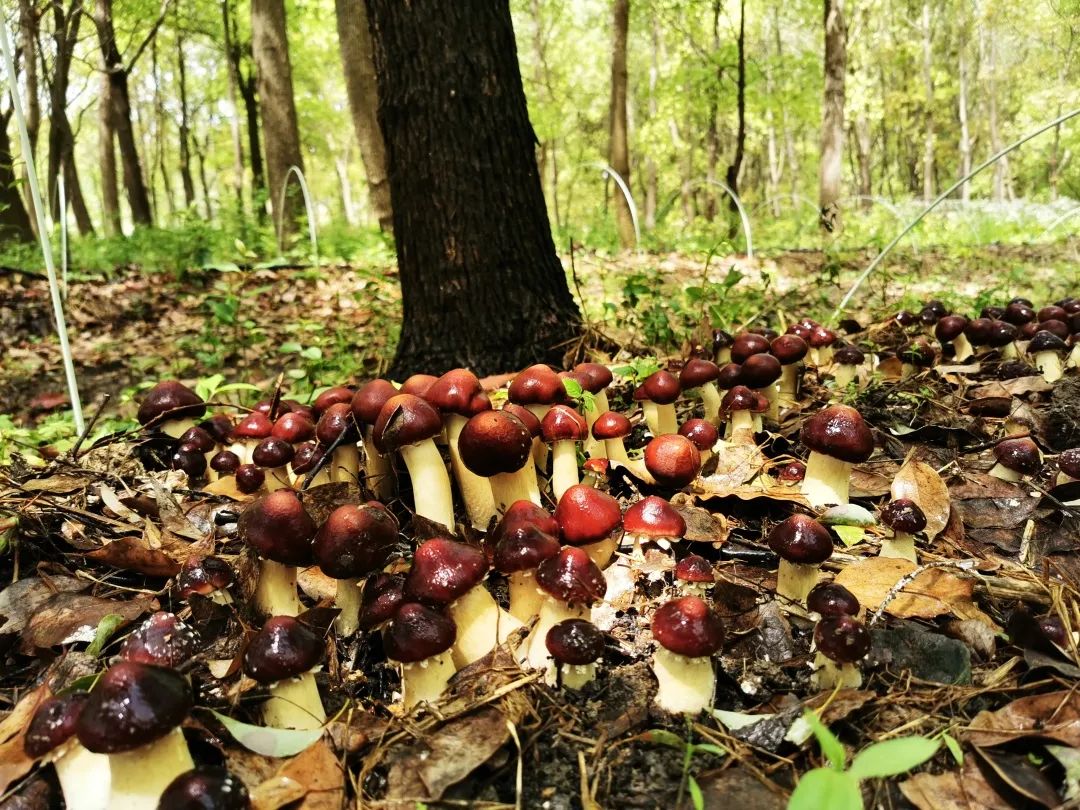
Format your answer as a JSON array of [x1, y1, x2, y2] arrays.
[[644, 724, 727, 810]]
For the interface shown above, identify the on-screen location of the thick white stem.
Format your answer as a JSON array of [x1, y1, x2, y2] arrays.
[[1069, 344, 1080, 369], [604, 439, 655, 483], [832, 364, 856, 391], [363, 427, 395, 499], [399, 652, 456, 710], [330, 444, 361, 484], [524, 599, 588, 671], [445, 414, 497, 529], [254, 559, 301, 617], [263, 671, 326, 729], [656, 403, 678, 436], [811, 652, 862, 689], [652, 648, 715, 714], [400, 440, 456, 531], [263, 465, 292, 492], [779, 364, 801, 401], [880, 532, 917, 563], [490, 470, 540, 513], [762, 384, 780, 421], [448, 585, 522, 668], [583, 391, 610, 456], [728, 409, 755, 442], [800, 452, 852, 507], [334, 576, 362, 637], [1001, 342, 1019, 360], [642, 401, 660, 435], [161, 418, 196, 440], [582, 535, 619, 569], [1035, 351, 1064, 383], [776, 560, 820, 605], [527, 405, 551, 471], [52, 743, 111, 810], [716, 347, 732, 365], [508, 570, 545, 623], [107, 728, 193, 810], [700, 383, 722, 424], [988, 462, 1024, 482], [952, 334, 975, 362], [551, 441, 580, 501], [547, 661, 597, 689]]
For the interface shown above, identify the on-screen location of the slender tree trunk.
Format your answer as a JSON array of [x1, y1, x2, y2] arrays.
[[151, 37, 174, 220], [98, 70, 122, 234], [252, 0, 305, 240], [335, 153, 357, 225], [958, 42, 972, 202], [920, 1, 935, 201], [177, 34, 196, 208], [608, 0, 634, 248], [193, 131, 214, 220], [725, 0, 747, 229], [18, 0, 40, 228], [703, 0, 720, 222], [221, 0, 246, 211], [854, 114, 872, 206], [336, 0, 392, 232], [365, 0, 581, 376], [819, 0, 847, 232], [240, 72, 266, 211], [0, 112, 34, 242]]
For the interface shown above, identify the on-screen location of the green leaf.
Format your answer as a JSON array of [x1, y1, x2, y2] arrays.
[[643, 729, 686, 749], [833, 525, 866, 547], [941, 732, 964, 766], [85, 614, 125, 658], [787, 768, 862, 810], [300, 346, 323, 360], [213, 383, 261, 396], [279, 341, 303, 354], [848, 737, 940, 780], [210, 710, 323, 757], [804, 711, 846, 771], [687, 775, 705, 810], [692, 743, 727, 758], [562, 378, 584, 400]]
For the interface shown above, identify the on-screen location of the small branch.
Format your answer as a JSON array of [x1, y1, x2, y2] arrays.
[[70, 394, 111, 460]]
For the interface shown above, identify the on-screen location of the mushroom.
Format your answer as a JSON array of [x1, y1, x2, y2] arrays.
[[177, 426, 216, 481], [678, 418, 718, 468], [119, 612, 200, 669], [573, 362, 614, 456], [383, 602, 458, 710], [251, 437, 295, 492], [935, 315, 974, 361], [806, 325, 838, 366], [243, 615, 326, 730], [635, 370, 681, 435], [830, 345, 866, 392], [405, 537, 521, 667], [159, 767, 250, 810], [740, 352, 783, 420], [75, 662, 194, 810], [591, 410, 652, 482], [799, 404, 874, 508], [542, 405, 589, 500], [315, 402, 362, 484], [806, 581, 860, 620], [679, 359, 722, 425], [622, 495, 686, 556], [24, 692, 111, 810], [775, 460, 806, 487], [554, 484, 624, 568], [1057, 448, 1080, 485], [170, 443, 208, 482], [137, 380, 206, 439], [459, 409, 539, 511], [351, 379, 399, 499], [234, 463, 266, 495], [899, 338, 936, 379], [713, 328, 734, 364], [545, 618, 605, 689], [357, 572, 405, 632], [878, 498, 926, 563], [523, 547, 607, 671], [374, 393, 456, 531], [209, 449, 241, 483], [582, 457, 610, 487], [720, 385, 758, 442], [313, 501, 399, 636], [813, 614, 871, 689], [644, 434, 701, 489], [986, 320, 1020, 359], [507, 363, 568, 468], [312, 385, 356, 416], [1027, 330, 1068, 383], [227, 411, 273, 464], [288, 441, 330, 488], [674, 554, 714, 597], [239, 489, 317, 617], [771, 334, 809, 405], [767, 514, 834, 604], [490, 503, 561, 622], [177, 555, 235, 605], [731, 332, 770, 364], [650, 596, 725, 714], [989, 436, 1042, 482], [501, 403, 545, 500]]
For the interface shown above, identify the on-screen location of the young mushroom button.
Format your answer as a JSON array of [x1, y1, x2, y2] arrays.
[[493, 520, 561, 623], [990, 437, 1042, 482], [119, 612, 199, 668], [351, 379, 400, 499], [644, 434, 701, 490], [806, 582, 860, 619], [383, 602, 458, 710], [524, 546, 607, 671], [545, 619, 605, 689], [813, 614, 871, 689], [243, 616, 326, 730], [798, 404, 874, 508], [542, 405, 589, 500], [159, 767, 251, 810], [554, 484, 624, 568], [651, 596, 725, 714], [878, 498, 927, 563], [767, 514, 835, 605]]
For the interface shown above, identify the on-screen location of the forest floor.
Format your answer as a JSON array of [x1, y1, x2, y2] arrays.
[[1, 241, 1080, 808]]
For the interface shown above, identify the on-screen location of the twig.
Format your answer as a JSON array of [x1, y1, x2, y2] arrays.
[[70, 394, 111, 460]]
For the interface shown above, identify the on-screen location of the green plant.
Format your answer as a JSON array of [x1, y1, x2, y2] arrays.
[[788, 710, 941, 810], [643, 724, 727, 810]]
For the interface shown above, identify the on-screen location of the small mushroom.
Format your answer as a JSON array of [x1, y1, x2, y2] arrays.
[[542, 405, 589, 500], [137, 381, 206, 439], [159, 767, 250, 810], [239, 489, 317, 617], [806, 582, 860, 619], [622, 496, 686, 556], [316, 402, 362, 485], [679, 359, 722, 425], [771, 334, 809, 405], [1027, 330, 1068, 383], [674, 554, 715, 597], [591, 410, 652, 482], [177, 555, 235, 605], [650, 596, 724, 714], [989, 436, 1042, 482], [243, 616, 326, 730], [383, 602, 458, 710], [799, 404, 874, 508], [24, 692, 111, 810], [351, 379, 400, 499], [491, 504, 561, 622], [635, 370, 681, 435], [813, 614, 871, 689], [878, 498, 927, 563], [767, 514, 834, 604], [545, 618, 605, 689], [523, 547, 606, 671], [554, 484, 624, 568], [644, 434, 701, 489], [459, 410, 539, 512]]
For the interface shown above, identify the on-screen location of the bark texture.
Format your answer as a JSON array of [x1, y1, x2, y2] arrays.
[[252, 0, 304, 239], [365, 0, 581, 376], [0, 111, 34, 242], [98, 70, 122, 234], [335, 0, 392, 232], [608, 0, 635, 248], [818, 0, 847, 232]]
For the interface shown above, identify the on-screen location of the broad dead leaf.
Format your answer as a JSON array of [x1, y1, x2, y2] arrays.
[[900, 759, 1006, 810], [966, 690, 1080, 748], [21, 591, 158, 651], [850, 462, 900, 498], [891, 459, 950, 538], [84, 535, 182, 577], [0, 685, 48, 793], [693, 443, 766, 496], [969, 376, 1052, 398], [0, 575, 88, 635], [268, 740, 344, 810]]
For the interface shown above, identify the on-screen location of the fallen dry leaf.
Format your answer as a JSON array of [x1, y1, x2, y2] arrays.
[[966, 690, 1080, 748], [21, 591, 158, 651], [972, 746, 1061, 807], [0, 686, 49, 793], [693, 442, 766, 495], [969, 376, 1052, 398], [272, 740, 344, 809], [84, 535, 182, 577], [900, 759, 1006, 810], [0, 575, 88, 636], [850, 462, 900, 498], [891, 459, 951, 539]]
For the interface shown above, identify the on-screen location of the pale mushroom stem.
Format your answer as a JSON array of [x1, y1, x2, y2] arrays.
[[880, 532, 917, 563], [800, 451, 852, 507], [444, 413, 497, 529], [161, 418, 196, 440], [652, 648, 716, 713], [811, 652, 862, 689], [448, 585, 523, 667], [642, 401, 660, 435], [656, 403, 678, 436], [699, 383, 722, 424], [254, 559, 302, 617], [550, 441, 580, 501], [263, 465, 292, 492], [399, 652, 457, 710], [952, 334, 975, 362], [51, 743, 112, 810], [524, 600, 588, 671], [547, 662, 597, 689], [263, 672, 326, 730], [362, 426, 395, 499], [583, 391, 611, 456], [1069, 344, 1080, 369], [490, 469, 541, 512], [1035, 351, 1064, 383], [329, 444, 361, 484], [582, 536, 619, 569], [603, 438, 655, 483], [727, 409, 755, 442], [507, 570, 545, 622], [107, 728, 194, 810], [776, 560, 820, 604], [399, 440, 456, 531], [763, 385, 780, 421], [779, 365, 801, 403], [832, 364, 856, 391], [526, 404, 552, 470], [334, 576, 363, 637], [988, 462, 1024, 482]]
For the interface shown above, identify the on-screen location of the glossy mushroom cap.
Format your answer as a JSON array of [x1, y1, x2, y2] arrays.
[[312, 386, 355, 416], [678, 419, 719, 452], [491, 500, 561, 539], [554, 485, 622, 545], [1038, 615, 1068, 647], [243, 616, 324, 683], [776, 460, 806, 482], [546, 619, 605, 666], [178, 427, 215, 454], [623, 496, 686, 539], [400, 374, 438, 398], [814, 615, 871, 664], [199, 414, 235, 444], [731, 333, 771, 363], [721, 385, 756, 415], [770, 334, 809, 365], [1037, 319, 1070, 340], [806, 582, 860, 618], [679, 359, 720, 389], [1040, 305, 1069, 323], [675, 555, 714, 584], [573, 362, 614, 393], [644, 434, 701, 489], [808, 326, 838, 351], [272, 412, 316, 444], [316, 402, 360, 447], [358, 572, 405, 630], [536, 547, 606, 605], [740, 353, 782, 388], [1003, 302, 1036, 325], [372, 394, 442, 453], [178, 555, 235, 599], [313, 501, 399, 580], [1028, 330, 1068, 354], [994, 437, 1041, 475], [833, 345, 865, 366], [800, 405, 874, 463], [638, 370, 681, 404], [252, 437, 294, 469], [24, 692, 89, 757], [508, 364, 567, 406], [239, 489, 317, 566], [934, 315, 969, 343], [964, 318, 993, 344], [230, 412, 273, 443], [404, 538, 488, 604], [767, 514, 834, 565], [894, 309, 918, 327], [712, 329, 734, 352], [171, 446, 208, 478], [159, 767, 251, 810], [1059, 448, 1080, 479], [879, 498, 927, 534], [591, 410, 632, 440], [652, 596, 724, 657], [351, 379, 399, 426], [76, 661, 193, 754], [290, 442, 325, 476], [542, 405, 588, 443], [234, 464, 266, 494], [986, 320, 1019, 348], [383, 602, 456, 663], [137, 381, 206, 428], [493, 522, 561, 574], [119, 612, 199, 668], [425, 369, 485, 415], [458, 410, 533, 476], [716, 362, 743, 389], [209, 450, 241, 475], [502, 402, 542, 437]]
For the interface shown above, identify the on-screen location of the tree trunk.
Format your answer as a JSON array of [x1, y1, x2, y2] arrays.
[[177, 34, 196, 209], [725, 0, 747, 230], [703, 0, 720, 222], [18, 0, 40, 228], [920, 1, 934, 201], [608, 0, 634, 249], [335, 151, 357, 225], [818, 0, 847, 232], [0, 112, 34, 243], [252, 0, 305, 240], [221, 0, 247, 211], [193, 131, 214, 220], [365, 0, 581, 376], [98, 70, 122, 234], [336, 0, 392, 232], [92, 0, 153, 226], [854, 113, 872, 206]]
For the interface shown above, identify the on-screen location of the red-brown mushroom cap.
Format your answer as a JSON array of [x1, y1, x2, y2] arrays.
[[740, 353, 782, 388], [316, 402, 360, 446], [679, 359, 720, 389], [290, 442, 325, 476], [652, 596, 724, 657], [806, 582, 860, 618], [178, 426, 215, 454], [178, 555, 235, 599], [1028, 330, 1068, 354], [986, 320, 1019, 347], [591, 410, 632, 441], [351, 379, 399, 426], [199, 413, 235, 444], [767, 514, 834, 565], [900, 338, 937, 367], [799, 404, 874, 463], [879, 498, 927, 534], [501, 402, 541, 437], [458, 410, 533, 476], [210, 450, 241, 475], [934, 315, 969, 343], [358, 572, 405, 630], [313, 502, 399, 580], [1003, 302, 1036, 325], [541, 404, 589, 443], [770, 334, 809, 365], [171, 445, 208, 478], [643, 435, 701, 489], [234, 464, 266, 494], [272, 412, 316, 444], [372, 394, 442, 453], [716, 362, 743, 388], [24, 692, 89, 758], [623, 496, 686, 539], [554, 485, 622, 545], [637, 370, 681, 405], [713, 329, 734, 351], [536, 547, 606, 605], [720, 385, 756, 415], [573, 362, 614, 393], [252, 437, 295, 469], [404, 538, 488, 604], [731, 333, 771, 363], [993, 437, 1041, 475], [119, 612, 199, 668], [508, 364, 567, 406], [425, 369, 484, 415], [383, 602, 456, 663], [230, 411, 273, 442], [400, 374, 438, 398], [491, 500, 561, 539], [675, 554, 714, 584], [312, 386, 354, 417], [833, 345, 866, 366], [776, 460, 806, 482], [493, 522, 561, 574], [239, 489, 317, 566], [1059, 448, 1080, 479], [159, 767, 251, 810], [678, 418, 719, 452], [814, 615, 871, 664], [137, 381, 206, 428], [242, 616, 324, 683], [1040, 305, 1069, 322], [76, 662, 193, 754], [546, 619, 605, 666], [807, 326, 837, 350]]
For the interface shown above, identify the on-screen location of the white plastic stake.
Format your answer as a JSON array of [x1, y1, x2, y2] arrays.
[[277, 165, 319, 268], [596, 162, 641, 248], [0, 20, 84, 433]]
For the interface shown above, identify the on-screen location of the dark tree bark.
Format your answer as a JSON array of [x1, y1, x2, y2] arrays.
[[725, 0, 746, 231], [220, 0, 246, 210], [0, 110, 35, 243], [18, 0, 40, 227], [335, 0, 392, 232], [98, 70, 122, 234], [365, 0, 581, 376], [608, 0, 634, 248], [177, 33, 196, 209], [819, 0, 847, 232], [222, 0, 266, 213]]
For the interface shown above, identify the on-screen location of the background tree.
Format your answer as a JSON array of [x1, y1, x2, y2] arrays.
[[818, 0, 846, 231], [364, 0, 581, 375], [608, 0, 635, 248], [0, 97, 34, 243]]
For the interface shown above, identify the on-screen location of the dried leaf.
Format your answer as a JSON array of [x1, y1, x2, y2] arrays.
[[834, 557, 992, 625], [271, 740, 344, 809], [0, 686, 48, 793], [673, 502, 728, 544], [850, 462, 900, 498], [695, 443, 765, 493], [900, 759, 1006, 810], [969, 377, 1052, 398], [0, 576, 87, 636], [84, 535, 182, 577], [20, 475, 87, 494], [972, 746, 1060, 808], [21, 592, 157, 651], [966, 690, 1080, 748], [891, 459, 950, 539]]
